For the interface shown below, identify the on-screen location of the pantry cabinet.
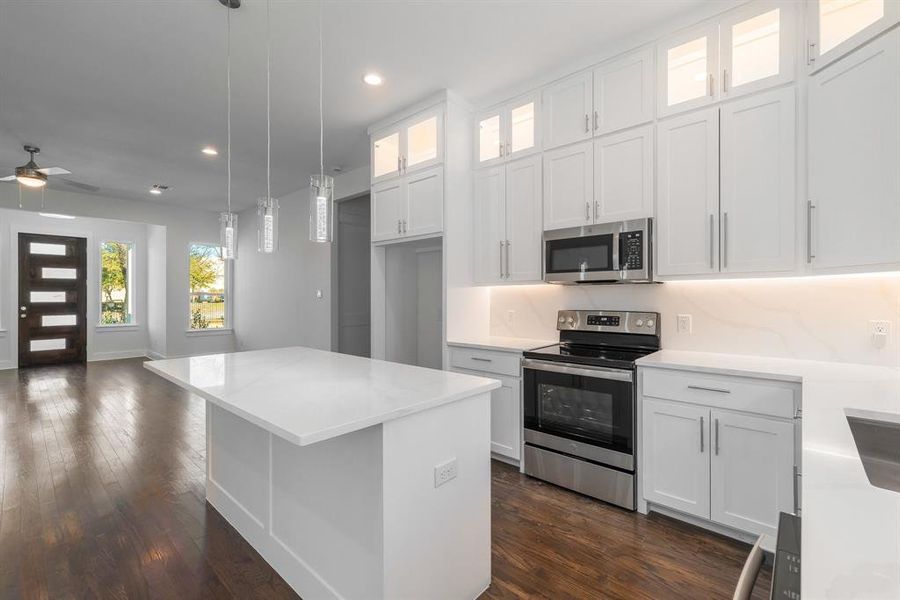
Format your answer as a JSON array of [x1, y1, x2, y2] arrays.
[[371, 166, 443, 243], [474, 155, 542, 283], [808, 26, 900, 271], [475, 93, 540, 168], [806, 0, 900, 71], [640, 367, 799, 538]]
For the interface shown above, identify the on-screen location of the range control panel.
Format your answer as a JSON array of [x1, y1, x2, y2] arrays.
[[557, 310, 659, 335], [620, 231, 644, 270]]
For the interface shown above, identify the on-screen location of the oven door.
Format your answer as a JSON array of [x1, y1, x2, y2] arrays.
[[523, 359, 634, 469], [543, 228, 619, 283]]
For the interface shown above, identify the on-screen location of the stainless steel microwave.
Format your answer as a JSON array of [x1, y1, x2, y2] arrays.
[[543, 218, 652, 284]]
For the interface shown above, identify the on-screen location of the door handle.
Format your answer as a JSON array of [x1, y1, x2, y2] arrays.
[[714, 418, 720, 455], [700, 416, 705, 453]]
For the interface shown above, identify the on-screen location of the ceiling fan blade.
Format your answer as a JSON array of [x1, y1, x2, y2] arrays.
[[37, 167, 72, 176], [0, 175, 16, 182]]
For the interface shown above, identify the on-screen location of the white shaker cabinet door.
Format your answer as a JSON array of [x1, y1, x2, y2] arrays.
[[593, 125, 653, 224], [371, 179, 404, 242], [504, 155, 543, 282], [405, 166, 443, 238], [656, 108, 720, 276], [710, 410, 795, 538], [593, 46, 654, 135], [642, 398, 711, 519], [473, 166, 506, 284], [720, 87, 796, 274], [808, 27, 900, 270], [542, 71, 593, 150], [542, 140, 594, 232], [491, 375, 521, 461]]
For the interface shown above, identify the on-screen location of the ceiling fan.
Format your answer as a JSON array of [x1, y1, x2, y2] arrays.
[[0, 145, 72, 188]]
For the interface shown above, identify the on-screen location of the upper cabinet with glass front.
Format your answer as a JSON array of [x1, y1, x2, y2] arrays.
[[807, 0, 900, 71], [371, 107, 444, 183], [658, 1, 796, 116], [475, 93, 539, 168]]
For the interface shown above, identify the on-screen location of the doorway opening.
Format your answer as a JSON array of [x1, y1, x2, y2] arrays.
[[333, 194, 371, 357]]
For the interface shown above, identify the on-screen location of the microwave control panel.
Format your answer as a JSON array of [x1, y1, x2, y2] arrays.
[[621, 231, 644, 270]]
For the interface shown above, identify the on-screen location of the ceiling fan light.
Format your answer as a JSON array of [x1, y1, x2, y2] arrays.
[[16, 166, 48, 188]]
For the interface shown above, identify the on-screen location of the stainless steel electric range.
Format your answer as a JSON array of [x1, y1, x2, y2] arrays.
[[521, 310, 660, 510]]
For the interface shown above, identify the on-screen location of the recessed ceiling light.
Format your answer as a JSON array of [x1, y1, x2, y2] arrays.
[[363, 72, 384, 86], [150, 184, 169, 195], [202, 146, 219, 156]]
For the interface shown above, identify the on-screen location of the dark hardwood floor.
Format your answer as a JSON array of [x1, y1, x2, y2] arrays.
[[0, 358, 770, 599]]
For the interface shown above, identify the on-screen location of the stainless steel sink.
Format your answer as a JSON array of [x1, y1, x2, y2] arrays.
[[846, 408, 900, 493]]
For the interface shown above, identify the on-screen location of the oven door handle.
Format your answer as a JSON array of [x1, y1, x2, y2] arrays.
[[522, 358, 633, 382]]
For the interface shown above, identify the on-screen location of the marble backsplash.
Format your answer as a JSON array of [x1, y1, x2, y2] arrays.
[[488, 274, 900, 367]]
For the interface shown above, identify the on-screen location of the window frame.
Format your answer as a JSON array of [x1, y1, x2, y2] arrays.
[[187, 241, 232, 333], [97, 239, 137, 328]]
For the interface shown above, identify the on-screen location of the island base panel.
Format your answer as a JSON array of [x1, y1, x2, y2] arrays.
[[204, 392, 491, 600]]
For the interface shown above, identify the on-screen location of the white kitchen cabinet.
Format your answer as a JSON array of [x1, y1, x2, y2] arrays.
[[475, 94, 541, 169], [474, 155, 542, 283], [720, 0, 796, 99], [710, 410, 795, 538], [643, 398, 711, 519], [658, 22, 719, 117], [720, 87, 796, 274], [656, 108, 720, 275], [371, 166, 443, 243], [543, 140, 593, 231], [370, 107, 443, 183], [542, 71, 593, 150], [807, 0, 900, 71], [592, 47, 655, 135], [593, 125, 653, 223], [808, 26, 900, 271]]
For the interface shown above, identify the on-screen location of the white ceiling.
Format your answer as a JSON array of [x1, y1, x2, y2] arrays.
[[0, 0, 727, 212]]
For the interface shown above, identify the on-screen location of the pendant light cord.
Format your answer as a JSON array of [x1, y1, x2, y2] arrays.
[[319, 0, 324, 180], [226, 4, 232, 215], [266, 0, 271, 203]]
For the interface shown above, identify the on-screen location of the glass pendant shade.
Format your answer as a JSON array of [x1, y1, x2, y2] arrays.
[[309, 174, 334, 243], [257, 197, 279, 253], [220, 212, 238, 260]]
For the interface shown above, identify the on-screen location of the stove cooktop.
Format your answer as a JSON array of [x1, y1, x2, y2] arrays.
[[523, 343, 657, 370]]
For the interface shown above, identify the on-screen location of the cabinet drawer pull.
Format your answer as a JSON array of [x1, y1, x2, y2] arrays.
[[471, 357, 493, 363], [687, 385, 731, 394], [700, 416, 705, 453]]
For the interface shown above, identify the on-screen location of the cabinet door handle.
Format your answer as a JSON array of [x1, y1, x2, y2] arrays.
[[593, 110, 599, 131], [397, 156, 402, 175], [505, 239, 511, 278], [584, 114, 590, 133], [807, 200, 816, 263], [403, 219, 407, 233], [722, 211, 728, 269], [700, 416, 705, 453], [793, 466, 802, 514], [499, 241, 505, 278], [397, 219, 401, 234], [402, 156, 407, 172], [714, 418, 720, 455], [708, 73, 714, 97], [585, 202, 591, 222], [499, 142, 504, 157], [688, 385, 731, 394], [723, 68, 729, 93], [806, 41, 816, 66], [709, 214, 715, 269], [506, 142, 511, 156]]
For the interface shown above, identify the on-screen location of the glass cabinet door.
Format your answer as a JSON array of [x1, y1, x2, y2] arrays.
[[508, 98, 538, 157], [371, 130, 401, 182], [404, 110, 442, 173], [658, 24, 719, 116], [811, 0, 899, 69], [721, 2, 794, 98], [476, 112, 503, 166]]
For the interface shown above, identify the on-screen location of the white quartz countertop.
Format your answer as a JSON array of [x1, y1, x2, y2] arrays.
[[446, 336, 556, 353], [637, 350, 900, 599], [145, 346, 500, 447]]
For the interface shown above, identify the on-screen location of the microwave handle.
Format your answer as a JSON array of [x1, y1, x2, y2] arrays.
[[612, 231, 621, 271]]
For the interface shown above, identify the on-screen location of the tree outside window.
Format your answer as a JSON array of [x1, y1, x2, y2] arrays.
[[189, 243, 226, 329], [100, 241, 134, 325]]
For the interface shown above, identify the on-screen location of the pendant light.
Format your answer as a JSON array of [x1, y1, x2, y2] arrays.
[[220, 0, 238, 260], [257, 0, 278, 253], [309, 1, 333, 243]]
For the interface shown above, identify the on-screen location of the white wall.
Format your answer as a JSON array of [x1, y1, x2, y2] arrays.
[[488, 274, 900, 367], [147, 224, 167, 359], [0, 185, 235, 363], [233, 166, 369, 352]]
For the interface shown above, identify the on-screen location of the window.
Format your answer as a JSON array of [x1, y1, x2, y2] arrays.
[[189, 243, 227, 330], [100, 241, 135, 325]]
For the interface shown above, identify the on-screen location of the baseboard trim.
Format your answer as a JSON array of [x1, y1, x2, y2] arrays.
[[645, 502, 760, 545], [0, 361, 14, 371], [88, 349, 149, 362], [146, 350, 167, 360]]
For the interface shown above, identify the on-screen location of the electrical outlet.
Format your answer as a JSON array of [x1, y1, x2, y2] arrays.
[[870, 320, 891, 348], [677, 314, 693, 335], [506, 310, 516, 326], [434, 457, 458, 488]]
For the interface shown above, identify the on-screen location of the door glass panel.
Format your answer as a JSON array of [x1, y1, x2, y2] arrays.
[[30, 291, 66, 303], [667, 36, 708, 106], [819, 0, 884, 54], [31, 338, 66, 352], [479, 114, 501, 162], [407, 116, 438, 167], [372, 132, 400, 178], [30, 242, 66, 255], [42, 314, 77, 327], [731, 9, 780, 87], [42, 267, 77, 279], [510, 102, 535, 153]]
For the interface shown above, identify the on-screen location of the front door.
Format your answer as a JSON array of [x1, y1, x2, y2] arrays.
[[18, 233, 87, 367]]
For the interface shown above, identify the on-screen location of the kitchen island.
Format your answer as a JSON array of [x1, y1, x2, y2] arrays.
[[145, 346, 500, 600]]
